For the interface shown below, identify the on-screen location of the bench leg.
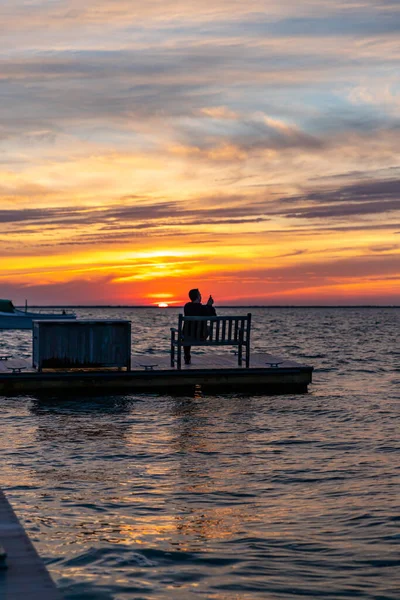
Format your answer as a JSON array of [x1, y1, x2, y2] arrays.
[[238, 329, 245, 366], [170, 330, 176, 367], [177, 342, 182, 370]]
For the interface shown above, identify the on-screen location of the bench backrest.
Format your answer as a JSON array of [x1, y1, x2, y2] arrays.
[[178, 313, 251, 346]]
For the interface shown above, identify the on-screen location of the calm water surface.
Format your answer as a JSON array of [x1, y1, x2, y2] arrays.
[[1, 307, 399, 599]]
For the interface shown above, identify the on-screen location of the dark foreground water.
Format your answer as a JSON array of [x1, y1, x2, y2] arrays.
[[1, 307, 399, 599]]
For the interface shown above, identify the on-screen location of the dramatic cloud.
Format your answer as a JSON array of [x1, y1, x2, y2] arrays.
[[1, 0, 399, 304], [277, 178, 400, 219]]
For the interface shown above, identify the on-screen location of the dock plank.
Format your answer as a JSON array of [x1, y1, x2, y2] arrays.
[[0, 353, 305, 373], [131, 353, 303, 370], [0, 490, 62, 599]]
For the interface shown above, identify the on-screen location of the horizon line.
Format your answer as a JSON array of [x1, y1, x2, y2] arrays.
[[15, 304, 400, 309]]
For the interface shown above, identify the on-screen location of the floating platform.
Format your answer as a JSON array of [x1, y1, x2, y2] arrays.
[[0, 353, 312, 395], [0, 489, 62, 599]]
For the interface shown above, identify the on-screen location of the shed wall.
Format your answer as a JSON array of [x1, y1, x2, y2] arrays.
[[33, 320, 131, 370]]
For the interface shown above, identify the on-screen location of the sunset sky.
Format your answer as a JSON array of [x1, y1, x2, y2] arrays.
[[1, 0, 399, 306]]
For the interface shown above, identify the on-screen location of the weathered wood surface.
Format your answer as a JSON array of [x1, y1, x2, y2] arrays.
[[0, 489, 62, 599], [0, 353, 313, 395], [33, 320, 131, 371], [0, 353, 307, 372]]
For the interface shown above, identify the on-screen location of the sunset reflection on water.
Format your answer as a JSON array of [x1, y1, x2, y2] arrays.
[[1, 307, 399, 599]]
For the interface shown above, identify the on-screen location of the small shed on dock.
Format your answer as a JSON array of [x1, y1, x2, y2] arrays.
[[32, 319, 131, 371]]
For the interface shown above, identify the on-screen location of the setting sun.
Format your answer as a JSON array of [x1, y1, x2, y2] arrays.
[[158, 302, 169, 308]]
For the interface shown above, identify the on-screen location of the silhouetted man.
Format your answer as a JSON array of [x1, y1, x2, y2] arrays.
[[183, 288, 216, 364]]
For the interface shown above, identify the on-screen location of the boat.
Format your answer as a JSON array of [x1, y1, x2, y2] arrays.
[[0, 299, 76, 330]]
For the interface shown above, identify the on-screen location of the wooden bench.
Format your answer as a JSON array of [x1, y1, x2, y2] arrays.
[[171, 313, 251, 370]]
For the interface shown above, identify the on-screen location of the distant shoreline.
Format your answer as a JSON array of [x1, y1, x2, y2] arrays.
[[15, 304, 400, 309]]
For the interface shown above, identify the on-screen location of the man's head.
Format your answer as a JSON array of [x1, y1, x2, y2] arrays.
[[188, 288, 201, 302]]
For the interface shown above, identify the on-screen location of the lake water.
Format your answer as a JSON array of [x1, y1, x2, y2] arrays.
[[1, 307, 399, 599]]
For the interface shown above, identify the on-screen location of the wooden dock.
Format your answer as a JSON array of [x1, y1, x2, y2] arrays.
[[0, 353, 312, 395], [0, 489, 62, 599]]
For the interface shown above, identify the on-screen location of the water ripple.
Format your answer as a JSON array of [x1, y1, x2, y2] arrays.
[[1, 307, 399, 599]]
